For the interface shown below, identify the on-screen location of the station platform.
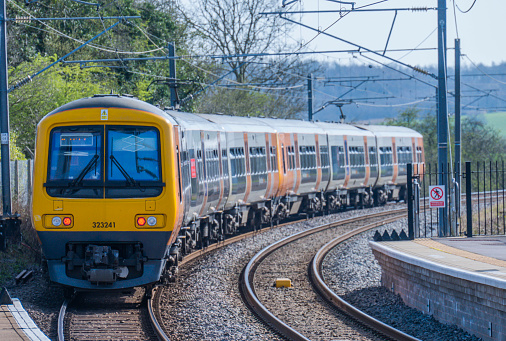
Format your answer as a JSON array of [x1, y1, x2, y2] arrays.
[[370, 235, 506, 340], [0, 290, 49, 341], [381, 236, 506, 280]]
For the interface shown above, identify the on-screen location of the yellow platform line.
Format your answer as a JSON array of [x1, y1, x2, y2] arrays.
[[414, 238, 506, 268]]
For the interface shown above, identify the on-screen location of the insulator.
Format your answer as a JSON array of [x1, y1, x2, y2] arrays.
[[411, 7, 429, 12], [13, 75, 32, 90], [15, 16, 31, 23], [412, 66, 430, 76]]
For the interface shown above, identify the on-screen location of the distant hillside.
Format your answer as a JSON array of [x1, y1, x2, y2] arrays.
[[312, 62, 506, 123], [483, 112, 506, 137]]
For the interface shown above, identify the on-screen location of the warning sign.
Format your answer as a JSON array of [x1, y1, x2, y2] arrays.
[[429, 185, 445, 208]]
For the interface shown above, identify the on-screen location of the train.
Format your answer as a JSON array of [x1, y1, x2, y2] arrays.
[[31, 94, 424, 292]]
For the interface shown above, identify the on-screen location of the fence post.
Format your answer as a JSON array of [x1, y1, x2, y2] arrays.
[[407, 163, 414, 240], [465, 161, 472, 238]]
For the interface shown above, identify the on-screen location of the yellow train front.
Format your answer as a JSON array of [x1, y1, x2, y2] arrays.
[[32, 95, 182, 290]]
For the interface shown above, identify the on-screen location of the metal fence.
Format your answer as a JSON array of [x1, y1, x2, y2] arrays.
[[408, 161, 506, 239], [0, 160, 33, 216]]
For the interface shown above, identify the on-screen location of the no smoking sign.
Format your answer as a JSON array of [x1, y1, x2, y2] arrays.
[[429, 185, 445, 208]]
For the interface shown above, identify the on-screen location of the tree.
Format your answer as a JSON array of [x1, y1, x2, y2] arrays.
[[9, 55, 113, 154], [385, 108, 506, 166], [6, 0, 200, 107], [177, 0, 320, 118]]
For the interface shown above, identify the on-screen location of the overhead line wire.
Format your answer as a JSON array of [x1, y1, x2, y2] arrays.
[[456, 0, 477, 13], [8, 0, 166, 55]]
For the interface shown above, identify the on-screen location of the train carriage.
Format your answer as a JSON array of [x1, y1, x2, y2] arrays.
[[31, 95, 424, 291], [356, 125, 424, 203]]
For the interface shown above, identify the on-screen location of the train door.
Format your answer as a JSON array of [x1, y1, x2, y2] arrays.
[[318, 134, 331, 192], [173, 125, 186, 228], [227, 131, 247, 207], [188, 130, 205, 214], [328, 135, 346, 190], [368, 137, 379, 187], [248, 132, 268, 203], [293, 133, 301, 194], [217, 131, 229, 210], [201, 131, 221, 215], [267, 133, 280, 199]]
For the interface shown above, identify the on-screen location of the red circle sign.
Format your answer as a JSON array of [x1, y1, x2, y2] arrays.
[[430, 187, 443, 200]]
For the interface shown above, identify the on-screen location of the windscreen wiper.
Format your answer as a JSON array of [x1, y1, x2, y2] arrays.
[[109, 154, 138, 186], [69, 154, 100, 188]]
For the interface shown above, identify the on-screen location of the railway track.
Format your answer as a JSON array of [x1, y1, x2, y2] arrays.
[[54, 211, 346, 341], [310, 219, 420, 341], [57, 287, 169, 341], [240, 209, 414, 340], [55, 203, 429, 340]]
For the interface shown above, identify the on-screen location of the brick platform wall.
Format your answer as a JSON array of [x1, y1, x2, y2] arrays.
[[370, 242, 506, 340]]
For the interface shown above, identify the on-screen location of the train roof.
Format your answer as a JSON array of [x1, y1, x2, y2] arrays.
[[197, 114, 277, 133], [249, 117, 327, 135], [313, 121, 375, 136], [44, 95, 179, 124], [164, 110, 223, 131], [354, 124, 423, 138]]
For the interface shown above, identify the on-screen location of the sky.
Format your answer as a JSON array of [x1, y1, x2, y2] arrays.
[[280, 0, 506, 68]]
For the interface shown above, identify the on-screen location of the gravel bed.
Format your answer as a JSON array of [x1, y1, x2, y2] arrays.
[[252, 215, 390, 340], [4, 203, 481, 341], [322, 217, 481, 341], [158, 206, 394, 341]]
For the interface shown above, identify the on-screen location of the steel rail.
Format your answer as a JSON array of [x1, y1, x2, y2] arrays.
[[309, 214, 423, 341], [240, 208, 406, 340], [148, 286, 171, 341], [57, 298, 70, 341]]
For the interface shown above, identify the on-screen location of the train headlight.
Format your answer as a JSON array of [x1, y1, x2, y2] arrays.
[[137, 217, 146, 226], [135, 214, 165, 228], [147, 216, 157, 226], [44, 215, 74, 228]]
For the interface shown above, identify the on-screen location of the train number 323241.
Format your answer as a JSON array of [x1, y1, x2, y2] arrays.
[[92, 222, 116, 228]]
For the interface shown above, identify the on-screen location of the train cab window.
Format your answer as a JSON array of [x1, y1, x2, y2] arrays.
[[106, 126, 163, 198], [46, 125, 163, 199], [46, 126, 104, 198]]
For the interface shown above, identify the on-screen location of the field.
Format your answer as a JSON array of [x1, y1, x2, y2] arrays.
[[484, 112, 506, 137]]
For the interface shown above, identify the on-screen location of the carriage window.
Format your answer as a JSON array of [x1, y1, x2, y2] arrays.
[[379, 146, 393, 165], [416, 146, 423, 163], [270, 146, 277, 172]]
